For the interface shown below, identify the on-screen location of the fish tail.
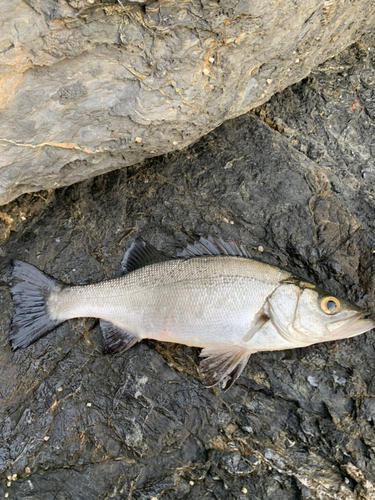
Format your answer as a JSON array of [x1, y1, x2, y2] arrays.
[[9, 260, 64, 351]]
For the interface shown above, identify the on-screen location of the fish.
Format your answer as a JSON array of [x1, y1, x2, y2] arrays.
[[9, 236, 375, 390]]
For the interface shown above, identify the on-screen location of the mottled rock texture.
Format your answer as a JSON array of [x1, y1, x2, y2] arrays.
[[0, 29, 375, 500], [1, 0, 375, 205]]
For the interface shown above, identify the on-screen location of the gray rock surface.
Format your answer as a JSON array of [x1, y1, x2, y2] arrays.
[[0, 30, 375, 500], [1, 0, 375, 205]]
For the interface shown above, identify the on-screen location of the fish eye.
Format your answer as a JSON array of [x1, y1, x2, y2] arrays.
[[320, 296, 341, 315]]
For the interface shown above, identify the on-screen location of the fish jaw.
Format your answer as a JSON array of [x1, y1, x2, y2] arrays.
[[326, 312, 375, 340]]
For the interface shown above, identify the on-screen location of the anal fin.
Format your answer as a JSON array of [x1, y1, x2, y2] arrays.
[[100, 320, 140, 354], [200, 345, 252, 391]]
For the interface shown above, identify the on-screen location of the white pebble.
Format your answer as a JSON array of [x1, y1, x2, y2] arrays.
[[307, 376, 318, 387], [333, 375, 346, 386]]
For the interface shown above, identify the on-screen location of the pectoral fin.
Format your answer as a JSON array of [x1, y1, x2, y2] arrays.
[[243, 310, 270, 342], [100, 320, 140, 354], [200, 345, 252, 391]]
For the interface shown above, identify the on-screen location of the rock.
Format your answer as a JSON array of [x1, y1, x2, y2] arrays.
[[1, 0, 375, 205], [0, 30, 375, 499]]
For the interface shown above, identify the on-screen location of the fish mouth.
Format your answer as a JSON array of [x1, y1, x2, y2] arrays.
[[327, 312, 375, 339]]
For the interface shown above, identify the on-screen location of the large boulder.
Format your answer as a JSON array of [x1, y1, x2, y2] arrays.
[[1, 0, 375, 205], [0, 30, 374, 499]]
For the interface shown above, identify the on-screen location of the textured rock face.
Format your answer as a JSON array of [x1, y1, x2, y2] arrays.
[[0, 31, 375, 499], [1, 0, 375, 205]]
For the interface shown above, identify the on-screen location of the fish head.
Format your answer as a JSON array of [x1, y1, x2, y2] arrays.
[[267, 280, 375, 346]]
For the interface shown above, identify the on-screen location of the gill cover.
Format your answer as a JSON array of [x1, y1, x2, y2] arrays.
[[266, 282, 311, 346]]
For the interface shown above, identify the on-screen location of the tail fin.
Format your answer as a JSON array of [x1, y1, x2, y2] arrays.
[[9, 260, 63, 351]]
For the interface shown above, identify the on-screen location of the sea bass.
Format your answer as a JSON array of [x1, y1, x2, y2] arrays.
[[9, 236, 375, 390]]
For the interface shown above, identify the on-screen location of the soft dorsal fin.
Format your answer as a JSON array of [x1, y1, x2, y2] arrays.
[[121, 237, 173, 274], [182, 235, 251, 258]]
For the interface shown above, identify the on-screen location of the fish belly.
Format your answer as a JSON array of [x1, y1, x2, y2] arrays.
[[123, 277, 278, 347], [245, 320, 298, 352]]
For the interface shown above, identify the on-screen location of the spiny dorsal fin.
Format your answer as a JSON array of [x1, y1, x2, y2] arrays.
[[100, 320, 140, 354], [121, 237, 172, 274], [182, 236, 251, 258], [200, 345, 252, 391]]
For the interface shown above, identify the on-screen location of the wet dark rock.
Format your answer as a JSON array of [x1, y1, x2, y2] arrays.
[[0, 30, 375, 500], [1, 0, 375, 205]]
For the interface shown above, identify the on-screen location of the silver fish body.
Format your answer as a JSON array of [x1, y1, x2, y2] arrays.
[[51, 256, 291, 349], [9, 237, 375, 390]]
